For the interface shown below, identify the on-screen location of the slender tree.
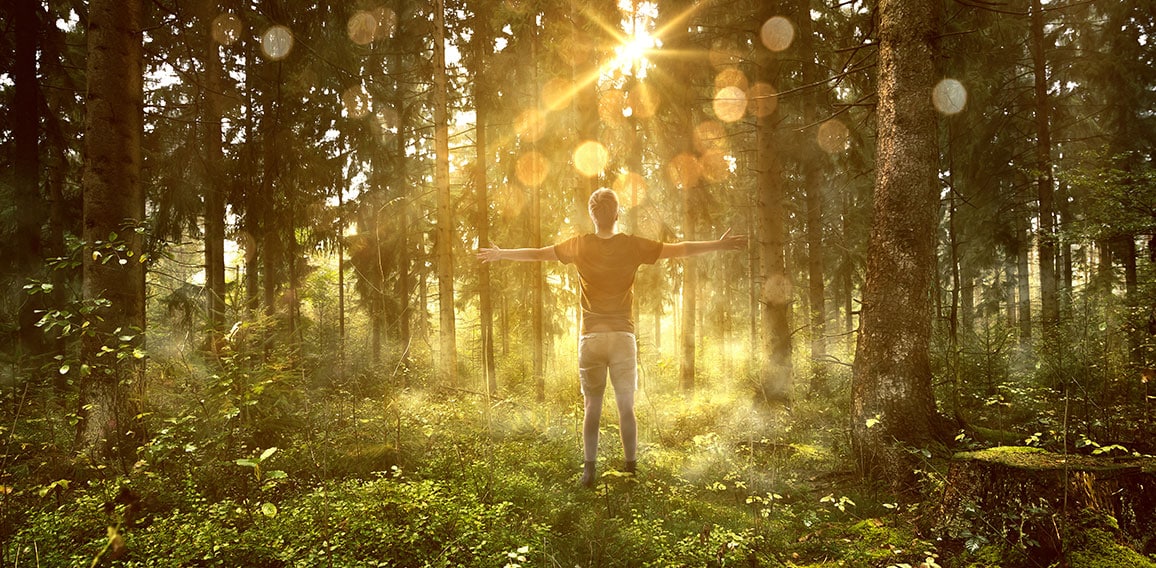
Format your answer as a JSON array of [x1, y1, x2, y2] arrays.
[[433, 0, 458, 387]]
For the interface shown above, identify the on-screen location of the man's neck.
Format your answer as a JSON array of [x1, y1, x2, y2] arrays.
[[593, 227, 617, 239]]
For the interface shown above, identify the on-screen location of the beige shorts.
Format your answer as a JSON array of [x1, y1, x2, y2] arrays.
[[578, 331, 638, 397]]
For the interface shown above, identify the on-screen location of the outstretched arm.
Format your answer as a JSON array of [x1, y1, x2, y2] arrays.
[[658, 229, 747, 260], [477, 244, 558, 263]]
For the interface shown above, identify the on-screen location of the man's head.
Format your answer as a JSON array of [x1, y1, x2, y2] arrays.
[[588, 188, 619, 231]]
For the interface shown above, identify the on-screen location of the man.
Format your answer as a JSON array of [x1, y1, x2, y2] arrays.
[[478, 188, 746, 487]]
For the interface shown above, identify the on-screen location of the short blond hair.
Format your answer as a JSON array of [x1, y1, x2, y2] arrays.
[[588, 188, 619, 230]]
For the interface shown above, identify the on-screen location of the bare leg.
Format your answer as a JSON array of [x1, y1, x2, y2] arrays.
[[614, 389, 637, 463], [583, 393, 603, 462]]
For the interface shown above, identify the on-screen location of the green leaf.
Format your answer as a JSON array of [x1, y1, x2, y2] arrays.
[[58, 364, 70, 375], [260, 502, 278, 517], [235, 458, 258, 468], [265, 470, 288, 480], [259, 447, 278, 461]]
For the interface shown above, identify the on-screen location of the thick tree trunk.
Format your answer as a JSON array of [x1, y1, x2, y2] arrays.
[[78, 0, 146, 468], [850, 0, 945, 487], [433, 0, 458, 387]]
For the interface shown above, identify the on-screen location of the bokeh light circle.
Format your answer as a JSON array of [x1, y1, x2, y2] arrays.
[[817, 119, 850, 154], [694, 120, 727, 154], [347, 11, 378, 45], [212, 13, 242, 46], [573, 141, 610, 178], [342, 85, 371, 119], [932, 78, 968, 115], [514, 109, 547, 142], [667, 153, 703, 190], [748, 82, 779, 117], [261, 25, 293, 60], [542, 77, 574, 111], [627, 83, 659, 118], [700, 150, 732, 184], [713, 86, 748, 123], [612, 171, 648, 204], [760, 17, 794, 52], [714, 68, 749, 92], [598, 89, 627, 123], [516, 151, 550, 187]]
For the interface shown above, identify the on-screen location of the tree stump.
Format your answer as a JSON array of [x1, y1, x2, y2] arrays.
[[936, 446, 1156, 564]]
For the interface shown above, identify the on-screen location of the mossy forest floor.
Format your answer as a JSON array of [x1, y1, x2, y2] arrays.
[[4, 375, 1154, 567]]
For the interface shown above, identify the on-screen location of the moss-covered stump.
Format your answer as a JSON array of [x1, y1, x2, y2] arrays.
[[937, 446, 1156, 566]]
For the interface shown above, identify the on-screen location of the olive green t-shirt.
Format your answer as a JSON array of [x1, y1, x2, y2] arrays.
[[554, 233, 663, 334]]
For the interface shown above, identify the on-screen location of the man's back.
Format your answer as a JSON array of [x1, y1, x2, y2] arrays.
[[554, 233, 662, 333]]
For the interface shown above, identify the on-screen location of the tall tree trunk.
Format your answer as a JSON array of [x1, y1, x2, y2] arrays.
[[475, 20, 497, 395], [1030, 0, 1058, 330], [680, 200, 697, 393], [755, 12, 791, 404], [200, 0, 227, 356], [797, 0, 826, 396], [433, 0, 458, 387], [78, 0, 145, 469], [13, 0, 48, 359], [850, 0, 945, 487], [1017, 213, 1033, 348]]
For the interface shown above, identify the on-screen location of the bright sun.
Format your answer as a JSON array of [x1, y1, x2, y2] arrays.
[[609, 0, 660, 79]]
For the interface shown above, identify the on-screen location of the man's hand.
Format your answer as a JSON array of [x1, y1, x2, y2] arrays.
[[717, 228, 748, 251], [477, 245, 504, 263]]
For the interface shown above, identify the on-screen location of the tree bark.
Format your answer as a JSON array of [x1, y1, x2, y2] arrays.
[[200, 0, 227, 356], [78, 0, 146, 468], [433, 0, 458, 387], [797, 0, 826, 396], [755, 8, 791, 404], [1030, 0, 1058, 330], [13, 0, 49, 359], [475, 19, 497, 395], [850, 0, 946, 487]]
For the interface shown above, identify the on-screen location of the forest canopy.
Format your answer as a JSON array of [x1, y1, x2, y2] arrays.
[[1, 0, 1155, 565]]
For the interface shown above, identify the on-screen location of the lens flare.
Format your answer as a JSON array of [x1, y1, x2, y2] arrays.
[[342, 85, 371, 119], [376, 106, 399, 131], [516, 151, 550, 187], [932, 78, 967, 115], [694, 121, 727, 154], [713, 86, 748, 123], [261, 25, 293, 60], [542, 77, 574, 111], [714, 68, 748, 92], [700, 149, 732, 184], [612, 171, 648, 204], [748, 83, 779, 117], [667, 153, 703, 190], [760, 17, 794, 52], [347, 11, 377, 45], [574, 141, 610, 178], [763, 273, 793, 305], [708, 44, 741, 69], [817, 119, 850, 154], [598, 89, 627, 124], [627, 83, 659, 118], [514, 109, 547, 142], [211, 13, 242, 46]]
